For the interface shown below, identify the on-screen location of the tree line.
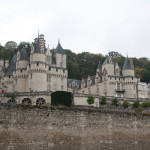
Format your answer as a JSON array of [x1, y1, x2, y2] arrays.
[[0, 41, 150, 83]]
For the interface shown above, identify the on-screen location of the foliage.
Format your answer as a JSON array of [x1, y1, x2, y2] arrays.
[[4, 93, 16, 99], [51, 91, 72, 107], [108, 51, 123, 58], [112, 98, 119, 106], [100, 96, 106, 105], [132, 100, 140, 108], [141, 101, 150, 108], [87, 94, 95, 105], [4, 41, 17, 50], [122, 101, 129, 108]]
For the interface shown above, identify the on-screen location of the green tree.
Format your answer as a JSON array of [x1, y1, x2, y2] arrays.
[[112, 98, 119, 106], [132, 101, 140, 108], [87, 94, 95, 105], [122, 101, 129, 108], [5, 41, 17, 50], [100, 96, 106, 105]]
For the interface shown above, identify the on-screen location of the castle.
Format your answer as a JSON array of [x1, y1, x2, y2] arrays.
[[0, 34, 149, 103]]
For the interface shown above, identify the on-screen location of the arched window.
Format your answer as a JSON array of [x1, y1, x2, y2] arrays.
[[22, 98, 32, 105], [36, 98, 46, 106]]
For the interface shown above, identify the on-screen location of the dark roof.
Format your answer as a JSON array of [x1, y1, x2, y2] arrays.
[[67, 79, 81, 88], [34, 38, 40, 53], [5, 54, 17, 76], [103, 56, 113, 65], [97, 62, 101, 69], [122, 57, 133, 70], [55, 41, 65, 54], [20, 47, 29, 61], [0, 57, 3, 60]]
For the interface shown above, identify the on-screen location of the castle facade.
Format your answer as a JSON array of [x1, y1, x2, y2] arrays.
[[0, 34, 149, 102]]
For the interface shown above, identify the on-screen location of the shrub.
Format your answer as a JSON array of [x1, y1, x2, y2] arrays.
[[4, 93, 16, 99], [132, 100, 140, 108], [100, 96, 106, 105], [87, 94, 95, 105], [141, 101, 150, 108], [112, 98, 119, 106], [51, 91, 73, 107], [122, 101, 129, 108]]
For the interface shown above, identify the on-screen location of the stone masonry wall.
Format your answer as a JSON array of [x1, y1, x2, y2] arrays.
[[0, 105, 150, 150]]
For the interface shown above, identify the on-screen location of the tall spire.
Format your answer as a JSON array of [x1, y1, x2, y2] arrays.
[[54, 41, 65, 54]]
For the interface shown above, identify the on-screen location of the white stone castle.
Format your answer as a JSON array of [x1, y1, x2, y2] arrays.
[[0, 34, 149, 100]]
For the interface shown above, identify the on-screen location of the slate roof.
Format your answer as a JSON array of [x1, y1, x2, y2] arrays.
[[20, 47, 29, 61], [54, 41, 65, 54], [122, 57, 133, 70], [67, 79, 81, 88], [5, 54, 17, 76], [34, 38, 40, 53], [103, 56, 113, 65]]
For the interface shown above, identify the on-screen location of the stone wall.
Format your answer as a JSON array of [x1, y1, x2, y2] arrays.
[[0, 104, 150, 150]]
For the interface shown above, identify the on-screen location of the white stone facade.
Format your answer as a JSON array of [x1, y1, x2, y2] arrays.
[[0, 34, 68, 94], [68, 56, 149, 99]]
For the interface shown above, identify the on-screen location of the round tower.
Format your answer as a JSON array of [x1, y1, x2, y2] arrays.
[[122, 57, 134, 76]]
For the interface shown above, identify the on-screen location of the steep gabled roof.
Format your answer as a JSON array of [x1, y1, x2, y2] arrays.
[[55, 41, 65, 54], [103, 56, 113, 65], [20, 47, 29, 61], [5, 54, 17, 76], [122, 57, 133, 70]]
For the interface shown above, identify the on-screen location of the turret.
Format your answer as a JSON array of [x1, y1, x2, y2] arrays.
[[54, 41, 66, 68], [102, 56, 114, 75], [96, 62, 102, 73], [122, 57, 134, 76], [16, 47, 29, 69], [114, 63, 120, 76]]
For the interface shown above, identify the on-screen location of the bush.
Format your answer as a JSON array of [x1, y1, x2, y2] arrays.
[[141, 101, 150, 108], [112, 98, 119, 106], [132, 100, 140, 108], [100, 96, 106, 105], [87, 94, 95, 105], [122, 101, 129, 108], [51, 91, 73, 107], [4, 93, 16, 99]]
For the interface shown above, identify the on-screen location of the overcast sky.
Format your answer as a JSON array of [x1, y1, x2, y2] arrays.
[[0, 0, 150, 58]]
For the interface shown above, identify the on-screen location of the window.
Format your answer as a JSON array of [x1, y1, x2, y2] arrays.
[[47, 75, 51, 82], [61, 85, 63, 90], [116, 68, 118, 73], [30, 74, 32, 79], [20, 70, 22, 73], [117, 83, 120, 90], [49, 67, 51, 71], [37, 63, 39, 66], [60, 62, 63, 68], [56, 69, 58, 72]]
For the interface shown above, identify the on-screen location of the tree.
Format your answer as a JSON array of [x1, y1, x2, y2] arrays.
[[122, 101, 129, 108], [108, 51, 123, 58], [112, 98, 119, 106], [4, 41, 17, 50], [87, 94, 95, 105], [18, 42, 31, 56], [132, 101, 140, 108], [100, 96, 106, 105]]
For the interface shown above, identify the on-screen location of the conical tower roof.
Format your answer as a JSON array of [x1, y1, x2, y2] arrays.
[[122, 57, 133, 70], [20, 47, 29, 61], [103, 56, 113, 65], [5, 54, 17, 76], [55, 41, 65, 54]]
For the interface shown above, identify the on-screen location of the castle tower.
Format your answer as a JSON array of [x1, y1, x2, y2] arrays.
[[54, 41, 66, 68], [102, 56, 114, 75], [122, 57, 134, 76], [15, 47, 29, 92], [29, 34, 47, 92]]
